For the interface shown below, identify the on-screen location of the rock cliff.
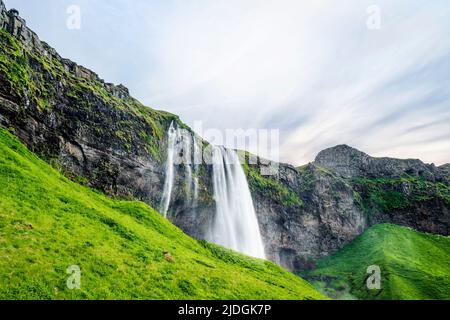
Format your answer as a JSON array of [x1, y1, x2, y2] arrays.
[[245, 146, 449, 270], [0, 1, 214, 232]]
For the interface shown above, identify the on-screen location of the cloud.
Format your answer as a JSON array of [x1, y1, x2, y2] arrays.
[[6, 0, 450, 165]]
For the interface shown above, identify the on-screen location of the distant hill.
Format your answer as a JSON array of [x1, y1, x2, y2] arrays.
[[303, 224, 450, 300]]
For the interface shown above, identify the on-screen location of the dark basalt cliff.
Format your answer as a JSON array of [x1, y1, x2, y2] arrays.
[[246, 160, 367, 270], [0, 1, 448, 273]]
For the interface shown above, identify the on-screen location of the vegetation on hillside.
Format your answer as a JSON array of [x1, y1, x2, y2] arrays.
[[303, 224, 450, 300], [351, 176, 450, 215], [0, 29, 51, 109], [240, 152, 303, 208], [0, 129, 325, 300]]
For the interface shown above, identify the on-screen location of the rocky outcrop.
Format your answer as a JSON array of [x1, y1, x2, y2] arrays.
[[314, 145, 449, 232], [0, 1, 448, 273], [249, 162, 367, 270], [315, 145, 445, 182], [439, 164, 450, 177]]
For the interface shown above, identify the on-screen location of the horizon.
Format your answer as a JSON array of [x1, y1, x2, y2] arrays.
[[5, 0, 450, 166]]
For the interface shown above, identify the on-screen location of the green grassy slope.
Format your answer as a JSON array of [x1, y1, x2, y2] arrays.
[[0, 129, 325, 300], [303, 224, 450, 300]]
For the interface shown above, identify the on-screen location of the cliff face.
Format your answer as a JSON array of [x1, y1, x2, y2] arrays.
[[246, 161, 367, 270], [247, 146, 449, 270], [315, 144, 446, 181], [0, 1, 448, 273], [316, 145, 449, 234]]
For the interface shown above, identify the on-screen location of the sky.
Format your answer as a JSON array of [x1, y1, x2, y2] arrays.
[[5, 0, 450, 165]]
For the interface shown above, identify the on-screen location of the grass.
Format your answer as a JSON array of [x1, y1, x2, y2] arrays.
[[0, 129, 325, 300], [303, 224, 450, 300]]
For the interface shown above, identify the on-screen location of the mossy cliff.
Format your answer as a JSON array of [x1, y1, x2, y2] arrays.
[[242, 156, 368, 271], [0, 2, 213, 220], [315, 145, 449, 236]]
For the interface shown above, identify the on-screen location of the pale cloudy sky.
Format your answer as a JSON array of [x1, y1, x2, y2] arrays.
[[6, 0, 450, 165]]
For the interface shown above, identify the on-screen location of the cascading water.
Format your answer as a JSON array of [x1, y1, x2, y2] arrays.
[[208, 146, 266, 259], [181, 131, 193, 200], [192, 135, 201, 206], [160, 123, 265, 259], [160, 122, 199, 216], [160, 122, 179, 217]]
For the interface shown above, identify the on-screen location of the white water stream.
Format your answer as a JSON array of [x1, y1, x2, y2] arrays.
[[160, 122, 179, 217], [208, 146, 265, 259], [160, 122, 199, 216], [160, 124, 265, 259]]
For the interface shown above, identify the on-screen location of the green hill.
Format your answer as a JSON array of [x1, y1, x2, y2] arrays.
[[0, 128, 325, 300], [303, 224, 450, 300]]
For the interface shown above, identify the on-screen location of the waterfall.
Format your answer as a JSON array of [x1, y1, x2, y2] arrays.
[[160, 122, 179, 217], [160, 124, 265, 259], [181, 131, 193, 200], [192, 135, 201, 206], [160, 122, 199, 216], [208, 146, 266, 259]]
